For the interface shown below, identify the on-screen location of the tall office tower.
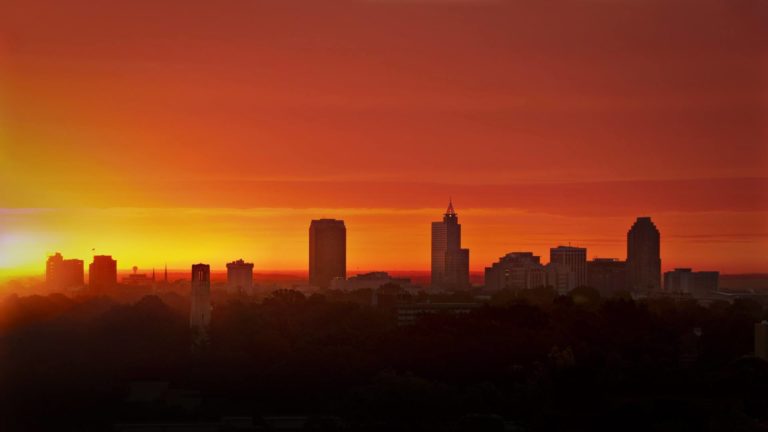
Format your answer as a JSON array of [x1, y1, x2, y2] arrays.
[[309, 219, 346, 289], [431, 201, 470, 289], [587, 258, 627, 297], [549, 246, 587, 287], [46, 252, 84, 291], [88, 255, 117, 291], [190, 264, 212, 342], [227, 259, 254, 294], [627, 216, 661, 292]]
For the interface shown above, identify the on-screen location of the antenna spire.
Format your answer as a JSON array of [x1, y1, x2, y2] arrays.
[[446, 197, 455, 216]]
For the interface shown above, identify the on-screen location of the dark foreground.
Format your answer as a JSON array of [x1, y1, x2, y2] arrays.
[[2, 287, 768, 431]]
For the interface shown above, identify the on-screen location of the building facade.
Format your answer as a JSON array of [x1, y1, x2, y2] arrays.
[[226, 259, 254, 295], [89, 255, 117, 291], [627, 216, 661, 292], [484, 252, 545, 292], [545, 262, 577, 294], [309, 219, 346, 289], [485, 252, 577, 293], [330, 271, 414, 292], [587, 258, 627, 297], [549, 246, 587, 287], [431, 201, 470, 289], [663, 268, 719, 296], [190, 264, 212, 342], [46, 252, 84, 291]]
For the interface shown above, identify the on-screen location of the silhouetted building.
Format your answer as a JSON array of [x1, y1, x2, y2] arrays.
[[309, 219, 346, 289], [46, 252, 84, 291], [226, 259, 254, 295], [545, 262, 577, 294], [664, 268, 719, 296], [484, 252, 545, 292], [190, 264, 211, 344], [756, 321, 768, 361], [88, 255, 117, 290], [550, 246, 587, 287], [587, 258, 627, 296], [627, 216, 661, 292], [431, 200, 470, 289], [330, 271, 414, 292], [123, 266, 154, 286], [485, 252, 575, 292]]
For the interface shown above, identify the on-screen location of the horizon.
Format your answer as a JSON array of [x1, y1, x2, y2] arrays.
[[1, 207, 766, 281]]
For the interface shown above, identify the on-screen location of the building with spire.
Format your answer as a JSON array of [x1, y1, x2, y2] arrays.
[[627, 216, 661, 292], [431, 200, 470, 289]]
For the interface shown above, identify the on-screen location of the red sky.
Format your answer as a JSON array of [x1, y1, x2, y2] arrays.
[[1, 0, 766, 278]]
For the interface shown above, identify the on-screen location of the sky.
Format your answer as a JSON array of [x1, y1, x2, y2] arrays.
[[1, 0, 767, 280]]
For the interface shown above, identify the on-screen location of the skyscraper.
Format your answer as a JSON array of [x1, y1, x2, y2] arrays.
[[431, 200, 469, 289], [627, 216, 661, 292], [549, 246, 587, 287], [227, 259, 254, 295], [190, 264, 211, 343], [309, 219, 346, 289], [46, 252, 84, 291], [88, 255, 117, 291]]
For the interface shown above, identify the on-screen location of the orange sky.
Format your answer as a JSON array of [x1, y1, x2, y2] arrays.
[[1, 0, 767, 279]]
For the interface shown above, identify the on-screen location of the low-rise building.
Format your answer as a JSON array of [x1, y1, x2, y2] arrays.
[[664, 268, 719, 297]]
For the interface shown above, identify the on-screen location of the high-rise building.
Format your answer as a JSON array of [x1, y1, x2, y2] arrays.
[[309, 219, 346, 289], [227, 259, 254, 295], [46, 252, 84, 291], [587, 258, 627, 297], [549, 246, 587, 287], [431, 200, 470, 289], [663, 268, 719, 296], [190, 264, 211, 342], [627, 216, 661, 292], [88, 255, 117, 291]]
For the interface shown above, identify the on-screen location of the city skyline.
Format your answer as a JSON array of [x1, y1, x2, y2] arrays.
[[8, 211, 757, 284], [1, 1, 766, 429], [32, 214, 729, 289]]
